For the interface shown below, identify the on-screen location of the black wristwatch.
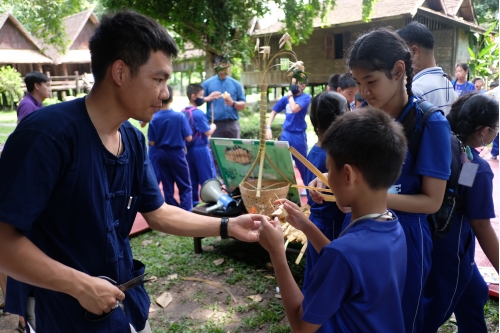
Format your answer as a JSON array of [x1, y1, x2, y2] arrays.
[[232, 101, 236, 108], [220, 217, 229, 239]]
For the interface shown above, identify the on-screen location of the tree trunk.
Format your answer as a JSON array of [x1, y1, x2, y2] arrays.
[[204, 50, 216, 79]]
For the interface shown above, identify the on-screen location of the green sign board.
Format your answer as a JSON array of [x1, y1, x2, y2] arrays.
[[210, 138, 301, 205]]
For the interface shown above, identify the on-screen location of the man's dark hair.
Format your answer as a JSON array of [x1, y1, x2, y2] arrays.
[[187, 84, 203, 100], [322, 107, 407, 189], [490, 81, 499, 89], [24, 72, 49, 92], [327, 74, 340, 91], [161, 86, 173, 105], [214, 55, 229, 65], [396, 22, 435, 50], [337, 74, 356, 90], [355, 92, 364, 102], [447, 93, 499, 143], [310, 91, 347, 136], [89, 11, 178, 84]]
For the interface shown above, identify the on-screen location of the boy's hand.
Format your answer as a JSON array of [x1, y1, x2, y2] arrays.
[[206, 91, 221, 102], [210, 123, 217, 131], [258, 216, 285, 256], [223, 97, 234, 106], [308, 174, 328, 204], [274, 199, 311, 231]]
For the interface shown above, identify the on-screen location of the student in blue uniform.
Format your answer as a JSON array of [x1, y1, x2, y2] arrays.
[[182, 84, 217, 206], [310, 28, 452, 333], [302, 91, 347, 290], [266, 77, 312, 183], [0, 11, 263, 333], [423, 93, 499, 332], [336, 73, 357, 108], [258, 107, 408, 333], [148, 86, 193, 211], [452, 63, 475, 98]]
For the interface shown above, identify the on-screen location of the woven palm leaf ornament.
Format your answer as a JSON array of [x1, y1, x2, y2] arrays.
[[238, 32, 309, 202]]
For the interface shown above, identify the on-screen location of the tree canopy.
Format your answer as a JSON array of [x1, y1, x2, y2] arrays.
[[101, 0, 376, 75], [0, 0, 100, 53], [474, 0, 499, 26]]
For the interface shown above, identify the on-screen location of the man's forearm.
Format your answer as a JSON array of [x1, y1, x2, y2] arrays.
[[234, 101, 246, 111], [144, 203, 226, 237], [0, 221, 88, 299]]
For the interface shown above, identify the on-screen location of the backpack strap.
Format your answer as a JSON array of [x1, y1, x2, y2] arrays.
[[409, 100, 443, 160], [182, 106, 202, 142]]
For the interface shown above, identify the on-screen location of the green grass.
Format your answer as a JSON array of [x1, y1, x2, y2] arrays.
[[0, 110, 16, 144]]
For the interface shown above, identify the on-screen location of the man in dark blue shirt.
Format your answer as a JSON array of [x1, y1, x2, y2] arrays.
[[0, 11, 262, 333]]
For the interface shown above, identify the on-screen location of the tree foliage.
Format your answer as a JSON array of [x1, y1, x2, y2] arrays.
[[474, 0, 499, 26], [0, 0, 99, 53], [101, 0, 376, 75], [468, 21, 499, 81], [0, 66, 24, 108]]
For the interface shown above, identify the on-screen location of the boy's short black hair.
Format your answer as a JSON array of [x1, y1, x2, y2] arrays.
[[322, 107, 407, 189], [471, 77, 483, 84], [187, 84, 203, 100], [355, 92, 364, 102], [490, 81, 499, 89], [24, 72, 49, 92], [396, 22, 435, 50], [328, 74, 340, 91], [161, 86, 173, 105], [89, 11, 178, 84], [337, 74, 356, 90]]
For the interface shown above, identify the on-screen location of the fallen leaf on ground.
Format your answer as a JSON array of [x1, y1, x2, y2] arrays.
[[275, 294, 282, 299], [156, 292, 173, 308], [248, 295, 263, 302], [167, 274, 178, 280], [148, 276, 158, 283], [141, 240, 153, 247], [225, 268, 234, 274], [264, 275, 275, 280], [156, 242, 161, 246], [213, 258, 224, 266], [202, 245, 214, 251], [149, 305, 159, 313]]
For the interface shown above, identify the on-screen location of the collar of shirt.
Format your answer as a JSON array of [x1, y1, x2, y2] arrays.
[[26, 93, 43, 108]]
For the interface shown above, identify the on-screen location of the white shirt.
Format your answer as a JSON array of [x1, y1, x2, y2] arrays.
[[412, 67, 456, 115]]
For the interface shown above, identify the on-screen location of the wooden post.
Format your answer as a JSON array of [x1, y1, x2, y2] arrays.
[[74, 71, 80, 95], [37, 64, 42, 72]]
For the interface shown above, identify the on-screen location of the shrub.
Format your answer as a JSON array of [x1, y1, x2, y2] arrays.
[[0, 66, 23, 109], [239, 113, 283, 139]]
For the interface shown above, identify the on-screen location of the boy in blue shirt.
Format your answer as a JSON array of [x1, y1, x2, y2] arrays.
[[182, 84, 217, 206], [258, 107, 408, 333], [266, 77, 312, 183], [148, 86, 193, 211], [336, 73, 357, 107]]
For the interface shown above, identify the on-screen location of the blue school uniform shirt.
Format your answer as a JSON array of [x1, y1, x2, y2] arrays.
[[272, 93, 312, 132], [148, 108, 192, 149], [388, 97, 451, 207], [458, 149, 495, 219], [182, 106, 211, 148], [452, 80, 475, 97], [302, 217, 407, 332], [0, 98, 165, 333], [202, 75, 246, 122], [305, 145, 345, 238]]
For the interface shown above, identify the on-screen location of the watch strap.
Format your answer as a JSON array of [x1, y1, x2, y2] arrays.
[[220, 217, 229, 239]]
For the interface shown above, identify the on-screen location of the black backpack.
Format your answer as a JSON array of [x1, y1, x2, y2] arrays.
[[409, 100, 463, 240]]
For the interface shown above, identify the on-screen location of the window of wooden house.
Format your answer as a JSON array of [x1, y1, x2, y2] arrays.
[[334, 33, 344, 59], [325, 35, 334, 59], [325, 33, 344, 59], [280, 58, 290, 71]]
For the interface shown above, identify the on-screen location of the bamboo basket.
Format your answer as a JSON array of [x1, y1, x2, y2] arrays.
[[240, 180, 290, 216]]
